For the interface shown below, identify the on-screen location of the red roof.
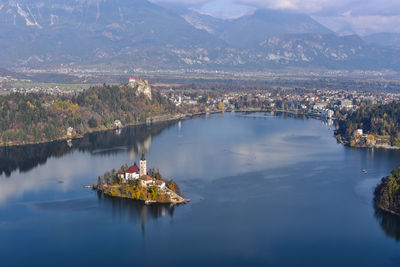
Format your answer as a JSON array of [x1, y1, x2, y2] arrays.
[[126, 164, 139, 174], [140, 175, 153, 181], [129, 78, 148, 82], [155, 180, 165, 185]]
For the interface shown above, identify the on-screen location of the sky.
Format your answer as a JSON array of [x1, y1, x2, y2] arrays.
[[151, 0, 400, 36]]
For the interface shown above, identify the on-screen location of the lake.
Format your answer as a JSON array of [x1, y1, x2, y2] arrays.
[[1, 112, 400, 266]]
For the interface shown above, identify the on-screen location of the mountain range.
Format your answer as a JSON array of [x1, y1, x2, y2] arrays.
[[0, 0, 399, 72]]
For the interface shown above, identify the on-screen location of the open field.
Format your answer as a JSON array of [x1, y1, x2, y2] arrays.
[[10, 81, 97, 90]]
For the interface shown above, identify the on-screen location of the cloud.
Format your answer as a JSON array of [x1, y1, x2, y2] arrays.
[[315, 14, 400, 36], [197, 0, 255, 18], [150, 0, 400, 35]]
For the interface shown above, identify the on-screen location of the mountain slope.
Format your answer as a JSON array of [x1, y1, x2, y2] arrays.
[[0, 1, 400, 71], [363, 33, 400, 48], [182, 11, 227, 35], [257, 34, 400, 70], [182, 9, 334, 48], [0, 0, 225, 67]]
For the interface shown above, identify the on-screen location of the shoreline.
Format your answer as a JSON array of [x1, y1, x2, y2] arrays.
[[0, 109, 336, 149], [102, 192, 184, 205], [335, 135, 400, 150], [375, 203, 400, 216], [0, 110, 229, 149], [6, 108, 398, 151], [94, 179, 187, 205], [0, 113, 187, 149], [99, 189, 187, 205]]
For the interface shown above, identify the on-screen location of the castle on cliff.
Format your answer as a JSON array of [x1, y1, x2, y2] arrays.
[[129, 77, 152, 100]]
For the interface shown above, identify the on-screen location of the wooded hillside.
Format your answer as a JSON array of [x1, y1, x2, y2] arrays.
[[0, 84, 176, 146]]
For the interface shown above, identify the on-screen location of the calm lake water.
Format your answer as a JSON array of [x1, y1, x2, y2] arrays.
[[1, 112, 400, 266]]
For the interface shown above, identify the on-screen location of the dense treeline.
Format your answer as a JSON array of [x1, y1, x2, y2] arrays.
[[375, 168, 400, 215], [337, 101, 400, 146], [0, 84, 176, 146]]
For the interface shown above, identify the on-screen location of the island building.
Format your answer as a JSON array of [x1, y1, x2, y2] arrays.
[[140, 175, 154, 187], [125, 163, 139, 180], [154, 180, 166, 189], [140, 154, 147, 177], [119, 154, 147, 181], [118, 156, 166, 189]]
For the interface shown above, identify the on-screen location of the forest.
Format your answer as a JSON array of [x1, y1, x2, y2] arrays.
[[375, 168, 400, 215], [0, 84, 176, 146]]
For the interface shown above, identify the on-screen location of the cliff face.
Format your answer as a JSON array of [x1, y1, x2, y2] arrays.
[[129, 79, 152, 99]]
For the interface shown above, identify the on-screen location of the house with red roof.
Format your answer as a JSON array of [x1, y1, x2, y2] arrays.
[[125, 163, 140, 180], [140, 175, 154, 187], [155, 180, 166, 189]]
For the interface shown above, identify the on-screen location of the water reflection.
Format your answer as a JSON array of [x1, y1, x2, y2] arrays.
[[0, 121, 177, 177], [237, 111, 339, 129], [98, 193, 175, 233], [3, 112, 400, 265], [374, 205, 400, 242]]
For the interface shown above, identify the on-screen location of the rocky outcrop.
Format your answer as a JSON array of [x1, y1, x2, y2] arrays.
[[129, 79, 152, 99]]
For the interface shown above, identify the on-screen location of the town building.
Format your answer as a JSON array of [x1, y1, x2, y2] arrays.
[[67, 127, 74, 137], [340, 99, 353, 109], [313, 102, 327, 110], [114, 120, 123, 129]]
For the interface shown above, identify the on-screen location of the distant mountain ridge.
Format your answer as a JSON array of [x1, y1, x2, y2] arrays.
[[257, 34, 400, 70], [0, 0, 400, 71], [184, 9, 334, 48], [0, 0, 226, 67]]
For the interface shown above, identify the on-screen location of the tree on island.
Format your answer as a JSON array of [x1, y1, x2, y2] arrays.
[[103, 171, 111, 184], [88, 117, 98, 128]]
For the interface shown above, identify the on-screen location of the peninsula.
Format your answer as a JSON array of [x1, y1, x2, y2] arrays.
[[93, 155, 187, 204], [375, 168, 400, 215], [336, 102, 400, 149], [0, 78, 177, 147]]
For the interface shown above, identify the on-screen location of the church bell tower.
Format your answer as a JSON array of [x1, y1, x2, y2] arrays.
[[140, 153, 147, 177]]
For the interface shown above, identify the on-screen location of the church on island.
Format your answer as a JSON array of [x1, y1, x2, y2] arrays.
[[94, 154, 187, 204], [118, 154, 165, 189]]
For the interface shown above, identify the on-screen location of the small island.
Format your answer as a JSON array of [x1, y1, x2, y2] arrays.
[[375, 168, 400, 215], [93, 154, 187, 204]]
